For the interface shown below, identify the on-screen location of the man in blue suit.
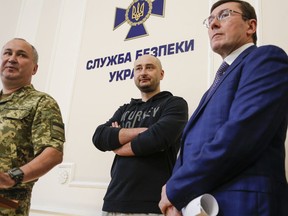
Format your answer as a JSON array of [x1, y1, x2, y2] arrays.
[[159, 0, 288, 215]]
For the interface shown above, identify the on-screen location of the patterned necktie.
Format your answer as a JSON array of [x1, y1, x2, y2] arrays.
[[206, 61, 229, 99]]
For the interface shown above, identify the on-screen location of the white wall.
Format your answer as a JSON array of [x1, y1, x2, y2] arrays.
[[0, 0, 287, 215]]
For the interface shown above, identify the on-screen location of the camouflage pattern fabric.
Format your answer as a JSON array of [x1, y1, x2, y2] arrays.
[[0, 189, 31, 216], [0, 84, 65, 215]]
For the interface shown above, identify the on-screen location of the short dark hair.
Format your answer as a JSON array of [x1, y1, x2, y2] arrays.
[[211, 0, 257, 44]]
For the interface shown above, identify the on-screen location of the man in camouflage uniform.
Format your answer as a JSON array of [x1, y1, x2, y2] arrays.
[[0, 38, 65, 216]]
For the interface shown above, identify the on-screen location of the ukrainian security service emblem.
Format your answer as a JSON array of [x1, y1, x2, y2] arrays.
[[114, 0, 165, 40]]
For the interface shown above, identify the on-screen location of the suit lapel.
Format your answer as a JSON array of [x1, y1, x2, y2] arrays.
[[182, 45, 257, 139]]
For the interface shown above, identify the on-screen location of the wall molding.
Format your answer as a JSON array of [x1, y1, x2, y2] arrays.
[[30, 205, 101, 216]]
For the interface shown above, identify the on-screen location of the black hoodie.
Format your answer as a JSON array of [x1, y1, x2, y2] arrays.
[[92, 91, 188, 213]]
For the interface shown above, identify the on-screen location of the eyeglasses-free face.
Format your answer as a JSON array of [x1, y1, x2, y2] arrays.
[[203, 9, 247, 28]]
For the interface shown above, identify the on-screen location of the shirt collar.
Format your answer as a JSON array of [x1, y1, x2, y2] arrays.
[[224, 43, 254, 65]]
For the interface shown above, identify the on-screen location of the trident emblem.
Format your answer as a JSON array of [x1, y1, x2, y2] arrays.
[[132, 2, 145, 21], [114, 0, 166, 40]]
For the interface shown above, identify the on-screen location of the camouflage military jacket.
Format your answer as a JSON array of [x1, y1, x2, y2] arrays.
[[0, 85, 65, 191]]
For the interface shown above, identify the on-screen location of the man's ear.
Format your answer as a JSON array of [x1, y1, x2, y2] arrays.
[[32, 64, 38, 75], [247, 19, 257, 36], [160, 70, 164, 80]]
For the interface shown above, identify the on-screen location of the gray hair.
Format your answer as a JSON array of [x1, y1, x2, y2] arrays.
[[13, 38, 39, 64]]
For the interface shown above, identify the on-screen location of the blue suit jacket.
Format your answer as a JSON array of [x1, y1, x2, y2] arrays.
[[166, 45, 288, 216]]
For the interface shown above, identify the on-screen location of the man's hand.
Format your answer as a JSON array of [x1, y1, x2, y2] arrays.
[[111, 121, 148, 156], [159, 185, 172, 213], [159, 185, 182, 215], [0, 172, 15, 189], [166, 206, 183, 216], [111, 122, 120, 128]]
